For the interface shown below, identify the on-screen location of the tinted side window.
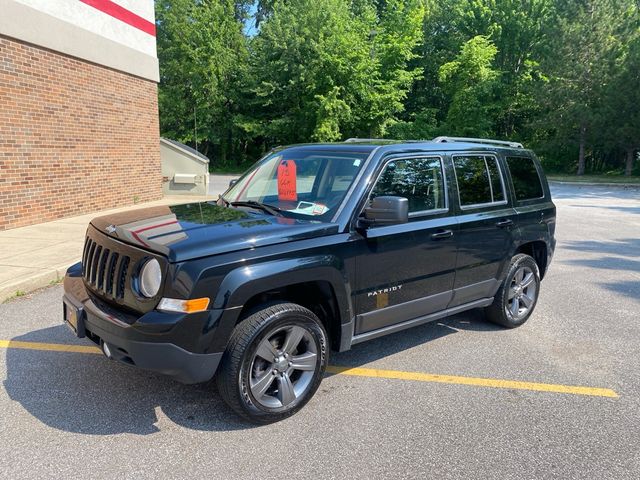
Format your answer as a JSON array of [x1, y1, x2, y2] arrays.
[[371, 157, 445, 214], [453, 155, 505, 207], [486, 157, 505, 202], [507, 157, 544, 201]]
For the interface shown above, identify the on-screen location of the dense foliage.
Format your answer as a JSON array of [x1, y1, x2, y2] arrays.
[[156, 0, 639, 175]]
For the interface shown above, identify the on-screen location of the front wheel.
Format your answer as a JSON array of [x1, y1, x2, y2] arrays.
[[485, 253, 541, 328], [216, 302, 328, 424]]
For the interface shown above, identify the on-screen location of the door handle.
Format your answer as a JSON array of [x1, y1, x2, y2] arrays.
[[495, 219, 514, 228], [431, 229, 453, 240]]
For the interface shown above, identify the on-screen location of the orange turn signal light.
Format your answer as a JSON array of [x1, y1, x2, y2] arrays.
[[183, 297, 210, 313], [157, 297, 210, 314]]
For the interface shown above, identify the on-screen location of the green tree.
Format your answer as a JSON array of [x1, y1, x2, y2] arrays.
[[402, 0, 553, 141], [153, 0, 639, 177], [453, 0, 554, 137], [248, 0, 370, 143], [599, 9, 640, 175], [156, 0, 249, 165], [539, 0, 625, 175], [358, 0, 426, 136], [399, 0, 467, 138], [249, 0, 425, 143], [439, 35, 500, 136]]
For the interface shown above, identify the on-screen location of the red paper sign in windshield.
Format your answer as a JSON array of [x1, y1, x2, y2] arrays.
[[277, 160, 297, 201]]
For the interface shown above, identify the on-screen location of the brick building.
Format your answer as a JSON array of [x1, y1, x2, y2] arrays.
[[0, 0, 162, 231]]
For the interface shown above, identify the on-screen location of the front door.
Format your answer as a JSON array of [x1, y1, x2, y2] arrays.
[[353, 155, 458, 335]]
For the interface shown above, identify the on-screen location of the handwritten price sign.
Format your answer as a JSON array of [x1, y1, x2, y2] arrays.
[[277, 160, 297, 201]]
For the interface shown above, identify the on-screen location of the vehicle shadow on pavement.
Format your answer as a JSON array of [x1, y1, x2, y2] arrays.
[[4, 311, 499, 435], [331, 308, 499, 367], [4, 325, 249, 435]]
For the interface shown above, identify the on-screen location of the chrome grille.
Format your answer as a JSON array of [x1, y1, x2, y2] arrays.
[[82, 237, 130, 299]]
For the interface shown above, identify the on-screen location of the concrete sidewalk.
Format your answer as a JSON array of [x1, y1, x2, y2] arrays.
[[0, 193, 217, 303]]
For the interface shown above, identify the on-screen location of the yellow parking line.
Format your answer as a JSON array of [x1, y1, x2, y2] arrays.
[[326, 366, 618, 398], [0, 339, 618, 398], [0, 339, 101, 355]]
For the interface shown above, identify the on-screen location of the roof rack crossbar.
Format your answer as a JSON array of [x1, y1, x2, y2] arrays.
[[432, 136, 523, 149]]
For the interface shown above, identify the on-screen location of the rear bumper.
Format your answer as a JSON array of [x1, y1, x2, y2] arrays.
[[63, 264, 223, 384]]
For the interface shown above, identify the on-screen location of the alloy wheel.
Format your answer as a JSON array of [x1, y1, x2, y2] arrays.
[[506, 265, 537, 320], [248, 325, 318, 409]]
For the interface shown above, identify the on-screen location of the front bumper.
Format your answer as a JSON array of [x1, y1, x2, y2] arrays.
[[63, 263, 224, 384]]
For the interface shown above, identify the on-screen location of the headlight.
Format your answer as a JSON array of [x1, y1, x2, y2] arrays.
[[138, 258, 162, 298]]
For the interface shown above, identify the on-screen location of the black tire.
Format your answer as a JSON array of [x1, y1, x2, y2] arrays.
[[216, 302, 328, 424], [485, 253, 541, 328]]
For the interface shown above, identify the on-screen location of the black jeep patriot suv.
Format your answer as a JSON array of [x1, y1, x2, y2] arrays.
[[63, 137, 556, 423]]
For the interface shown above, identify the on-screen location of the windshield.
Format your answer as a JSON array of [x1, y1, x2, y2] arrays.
[[221, 148, 368, 221]]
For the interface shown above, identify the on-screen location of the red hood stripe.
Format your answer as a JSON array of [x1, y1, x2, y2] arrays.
[[79, 0, 156, 37]]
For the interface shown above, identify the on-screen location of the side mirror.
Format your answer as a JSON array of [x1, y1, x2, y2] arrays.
[[363, 196, 409, 226], [229, 179, 239, 188]]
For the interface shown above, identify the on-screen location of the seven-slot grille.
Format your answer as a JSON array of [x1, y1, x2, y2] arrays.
[[82, 236, 130, 299]]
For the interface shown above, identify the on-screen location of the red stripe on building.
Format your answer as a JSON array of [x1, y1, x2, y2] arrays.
[[79, 0, 156, 36]]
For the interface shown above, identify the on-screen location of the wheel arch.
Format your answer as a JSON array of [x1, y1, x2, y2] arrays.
[[213, 256, 354, 352], [516, 240, 548, 279]]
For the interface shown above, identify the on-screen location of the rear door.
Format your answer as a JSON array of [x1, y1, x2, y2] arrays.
[[449, 152, 517, 307], [353, 154, 458, 334]]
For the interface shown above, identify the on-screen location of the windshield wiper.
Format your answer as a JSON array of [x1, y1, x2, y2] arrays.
[[230, 200, 283, 216]]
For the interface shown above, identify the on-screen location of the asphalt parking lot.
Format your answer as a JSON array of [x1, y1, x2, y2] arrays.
[[1, 183, 639, 479]]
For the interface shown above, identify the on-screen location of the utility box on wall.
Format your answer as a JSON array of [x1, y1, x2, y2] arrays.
[[160, 138, 210, 196]]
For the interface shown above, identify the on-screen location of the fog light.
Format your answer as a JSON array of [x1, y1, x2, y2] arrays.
[[157, 297, 210, 313]]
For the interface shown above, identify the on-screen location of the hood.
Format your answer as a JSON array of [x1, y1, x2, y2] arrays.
[[90, 202, 339, 262]]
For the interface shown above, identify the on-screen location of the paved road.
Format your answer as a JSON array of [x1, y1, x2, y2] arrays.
[[1, 183, 639, 479], [209, 174, 237, 196]]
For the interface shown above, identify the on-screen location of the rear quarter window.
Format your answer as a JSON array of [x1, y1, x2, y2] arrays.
[[506, 157, 544, 201]]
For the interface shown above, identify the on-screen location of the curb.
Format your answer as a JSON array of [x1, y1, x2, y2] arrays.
[[0, 261, 77, 303]]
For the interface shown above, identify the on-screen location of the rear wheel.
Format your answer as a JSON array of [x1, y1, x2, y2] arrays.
[[485, 254, 541, 328], [216, 302, 328, 423]]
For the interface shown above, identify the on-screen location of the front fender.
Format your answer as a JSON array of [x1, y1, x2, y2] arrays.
[[214, 255, 354, 327]]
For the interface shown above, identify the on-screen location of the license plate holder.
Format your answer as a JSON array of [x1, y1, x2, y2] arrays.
[[63, 299, 86, 338]]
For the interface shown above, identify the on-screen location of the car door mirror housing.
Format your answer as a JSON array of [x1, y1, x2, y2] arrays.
[[363, 196, 409, 226]]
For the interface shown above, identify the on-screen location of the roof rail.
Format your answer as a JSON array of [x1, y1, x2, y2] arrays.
[[344, 138, 385, 143], [432, 136, 523, 149], [344, 138, 427, 144]]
